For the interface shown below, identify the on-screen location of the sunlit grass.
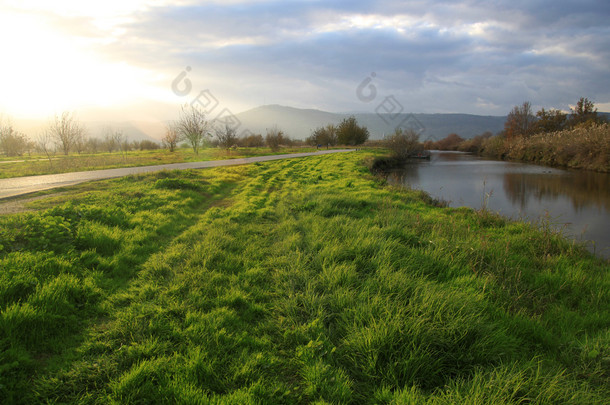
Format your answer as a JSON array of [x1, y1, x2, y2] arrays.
[[0, 146, 321, 179], [0, 151, 608, 403]]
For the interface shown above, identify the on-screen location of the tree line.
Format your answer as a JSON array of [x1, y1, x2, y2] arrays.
[[0, 112, 161, 158], [423, 97, 609, 172]]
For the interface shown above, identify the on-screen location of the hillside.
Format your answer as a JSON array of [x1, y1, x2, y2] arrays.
[[235, 105, 507, 140]]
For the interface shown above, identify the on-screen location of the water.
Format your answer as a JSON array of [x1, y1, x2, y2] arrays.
[[388, 151, 610, 259]]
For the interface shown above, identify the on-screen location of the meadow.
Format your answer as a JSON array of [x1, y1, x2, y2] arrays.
[[0, 146, 318, 179], [0, 151, 608, 403]]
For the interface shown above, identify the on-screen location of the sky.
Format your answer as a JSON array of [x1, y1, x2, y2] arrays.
[[1, 0, 609, 123]]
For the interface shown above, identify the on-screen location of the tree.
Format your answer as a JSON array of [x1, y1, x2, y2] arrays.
[[48, 112, 85, 155], [569, 97, 604, 127], [177, 104, 210, 154], [86, 137, 102, 154], [0, 121, 31, 156], [384, 128, 422, 159], [138, 140, 160, 150], [112, 130, 128, 163], [435, 133, 464, 150], [504, 102, 536, 140], [535, 108, 567, 133], [241, 133, 264, 148], [457, 131, 492, 153], [337, 116, 369, 145], [307, 124, 338, 147], [162, 122, 180, 152], [36, 131, 55, 166], [214, 123, 238, 151], [265, 127, 285, 152]]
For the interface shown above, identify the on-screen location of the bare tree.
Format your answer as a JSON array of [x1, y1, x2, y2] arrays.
[[36, 131, 55, 166], [215, 123, 238, 151], [102, 127, 116, 153], [48, 112, 85, 155], [176, 104, 210, 154], [87, 137, 102, 154], [162, 122, 180, 152], [112, 130, 128, 163]]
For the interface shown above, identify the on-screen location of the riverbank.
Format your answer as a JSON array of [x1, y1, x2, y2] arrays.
[[1, 151, 608, 403], [460, 123, 610, 173]]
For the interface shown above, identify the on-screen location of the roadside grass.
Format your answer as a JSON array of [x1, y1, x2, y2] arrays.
[[0, 151, 608, 403], [0, 146, 320, 179]]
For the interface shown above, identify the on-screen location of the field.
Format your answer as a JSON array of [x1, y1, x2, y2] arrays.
[[0, 151, 608, 403], [0, 147, 319, 179]]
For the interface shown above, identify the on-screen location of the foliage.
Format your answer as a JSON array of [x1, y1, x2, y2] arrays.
[[535, 108, 568, 133], [505, 101, 536, 140], [427, 133, 464, 151], [479, 134, 507, 159], [337, 116, 369, 145], [457, 131, 492, 153], [569, 97, 606, 128], [0, 124, 31, 157], [384, 128, 423, 159], [265, 127, 287, 152], [506, 123, 610, 171], [239, 133, 265, 148], [307, 124, 338, 147], [0, 151, 608, 403]]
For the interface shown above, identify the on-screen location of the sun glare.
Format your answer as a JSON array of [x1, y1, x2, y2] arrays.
[[0, 2, 171, 119]]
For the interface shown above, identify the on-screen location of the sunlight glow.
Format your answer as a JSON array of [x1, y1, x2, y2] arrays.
[[0, 2, 172, 118]]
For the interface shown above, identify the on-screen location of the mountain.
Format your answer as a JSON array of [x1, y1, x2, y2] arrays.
[[234, 105, 508, 141]]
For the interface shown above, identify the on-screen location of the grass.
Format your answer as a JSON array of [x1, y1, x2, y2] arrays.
[[0, 146, 320, 179], [0, 150, 608, 403]]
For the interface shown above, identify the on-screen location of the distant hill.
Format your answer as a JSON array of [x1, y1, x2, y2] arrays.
[[234, 105, 508, 141], [12, 107, 608, 143]]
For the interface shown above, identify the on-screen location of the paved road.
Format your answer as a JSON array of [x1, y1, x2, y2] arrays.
[[0, 149, 354, 199]]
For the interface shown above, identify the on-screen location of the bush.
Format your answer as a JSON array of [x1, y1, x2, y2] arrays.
[[384, 128, 422, 159]]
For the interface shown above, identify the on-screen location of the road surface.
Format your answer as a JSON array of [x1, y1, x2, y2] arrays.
[[0, 149, 354, 199]]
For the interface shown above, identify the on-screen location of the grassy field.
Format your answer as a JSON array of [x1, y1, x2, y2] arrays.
[[0, 147, 319, 179], [0, 151, 608, 403]]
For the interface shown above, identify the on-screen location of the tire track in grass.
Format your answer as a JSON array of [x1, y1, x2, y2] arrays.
[[18, 170, 246, 402]]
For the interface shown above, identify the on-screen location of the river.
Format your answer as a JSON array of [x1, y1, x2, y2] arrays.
[[388, 151, 610, 259]]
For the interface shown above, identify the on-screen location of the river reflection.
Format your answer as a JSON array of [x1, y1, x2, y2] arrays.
[[388, 151, 610, 259]]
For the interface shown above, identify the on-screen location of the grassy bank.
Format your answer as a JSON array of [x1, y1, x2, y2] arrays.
[[0, 151, 608, 403], [0, 147, 319, 179]]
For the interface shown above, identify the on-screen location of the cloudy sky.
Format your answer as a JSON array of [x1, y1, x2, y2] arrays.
[[1, 0, 609, 122]]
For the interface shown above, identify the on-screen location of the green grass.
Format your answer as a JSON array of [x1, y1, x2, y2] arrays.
[[0, 146, 321, 179], [0, 151, 608, 403]]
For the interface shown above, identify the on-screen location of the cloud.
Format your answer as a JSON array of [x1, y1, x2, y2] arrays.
[[2, 0, 609, 118]]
